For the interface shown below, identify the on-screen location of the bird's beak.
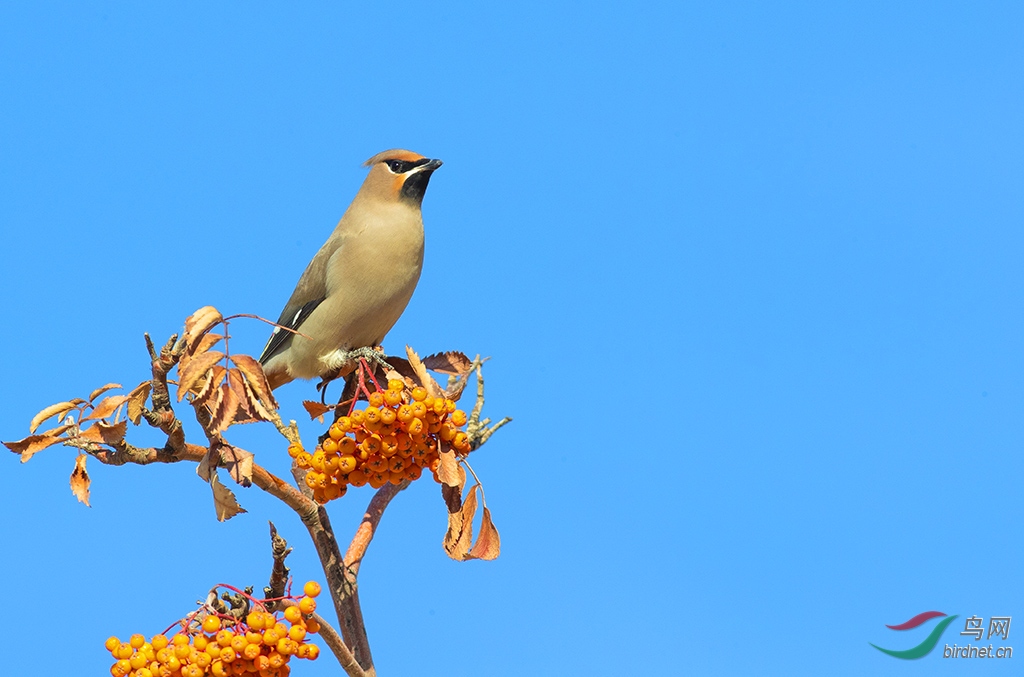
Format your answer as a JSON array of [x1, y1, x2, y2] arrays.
[[419, 158, 443, 172]]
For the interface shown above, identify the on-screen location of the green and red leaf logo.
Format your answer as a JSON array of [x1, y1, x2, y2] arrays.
[[871, 611, 958, 659]]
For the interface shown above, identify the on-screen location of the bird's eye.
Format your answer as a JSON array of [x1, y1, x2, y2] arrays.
[[385, 160, 405, 173]]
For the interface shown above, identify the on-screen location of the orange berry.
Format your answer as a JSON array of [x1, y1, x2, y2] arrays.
[[439, 422, 456, 441], [287, 442, 304, 457], [328, 423, 345, 440], [338, 455, 357, 473], [284, 606, 303, 624], [305, 618, 320, 634], [210, 660, 228, 677], [380, 407, 397, 424], [411, 387, 427, 402], [303, 581, 321, 597], [216, 630, 234, 647], [368, 391, 385, 408], [230, 635, 247, 652], [388, 472, 405, 485], [130, 634, 146, 649], [324, 454, 341, 475], [348, 469, 368, 487], [403, 464, 423, 481], [410, 401, 427, 419], [396, 404, 414, 423], [388, 456, 407, 474], [384, 389, 403, 406], [289, 625, 307, 642], [321, 437, 339, 454], [349, 410, 365, 425], [298, 596, 317, 614], [380, 435, 399, 457], [451, 409, 467, 426], [130, 652, 149, 669], [363, 407, 382, 424], [305, 644, 320, 660], [193, 635, 209, 651], [368, 471, 388, 488], [406, 417, 424, 435], [335, 417, 353, 432], [219, 646, 237, 663], [387, 379, 404, 391], [295, 452, 312, 469], [445, 398, 456, 413], [203, 615, 222, 634], [337, 437, 357, 454], [243, 643, 261, 660], [246, 612, 266, 630], [105, 637, 120, 653]]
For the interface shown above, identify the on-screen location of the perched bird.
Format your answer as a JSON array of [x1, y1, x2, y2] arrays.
[[259, 149, 442, 390]]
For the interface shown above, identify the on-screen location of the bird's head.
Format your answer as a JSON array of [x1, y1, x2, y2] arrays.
[[361, 149, 443, 205]]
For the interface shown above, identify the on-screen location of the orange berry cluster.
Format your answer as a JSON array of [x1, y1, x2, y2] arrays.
[[289, 380, 471, 503], [106, 582, 323, 677]]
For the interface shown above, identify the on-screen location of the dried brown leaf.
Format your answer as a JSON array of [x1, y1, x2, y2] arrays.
[[219, 442, 254, 487], [406, 346, 443, 398], [443, 375, 469, 403], [196, 447, 215, 482], [422, 351, 473, 376], [302, 400, 333, 422], [4, 424, 72, 462], [29, 400, 82, 434], [183, 306, 223, 349], [444, 484, 479, 560], [190, 332, 224, 357], [241, 375, 276, 423], [230, 354, 278, 411], [70, 454, 91, 507], [437, 449, 464, 488], [468, 506, 501, 560], [209, 382, 241, 434], [78, 420, 128, 446], [82, 394, 130, 422], [194, 364, 226, 410], [177, 350, 225, 401], [126, 382, 152, 425], [210, 472, 246, 522], [88, 383, 123, 402]]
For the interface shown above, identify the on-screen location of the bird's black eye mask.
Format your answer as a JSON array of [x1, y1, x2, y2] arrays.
[[384, 158, 431, 174]]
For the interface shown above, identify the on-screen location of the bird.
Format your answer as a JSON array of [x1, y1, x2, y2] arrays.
[[259, 149, 442, 390]]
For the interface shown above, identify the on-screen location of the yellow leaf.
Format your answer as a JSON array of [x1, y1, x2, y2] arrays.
[[444, 484, 478, 560], [177, 350, 225, 401], [70, 454, 91, 507], [210, 473, 246, 522], [82, 395, 130, 422], [467, 506, 501, 561], [77, 421, 128, 446], [29, 400, 82, 434], [88, 383, 123, 402], [4, 424, 72, 462], [183, 306, 223, 350], [126, 382, 152, 425]]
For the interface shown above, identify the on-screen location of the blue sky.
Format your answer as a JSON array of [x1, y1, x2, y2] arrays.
[[1, 2, 1022, 675]]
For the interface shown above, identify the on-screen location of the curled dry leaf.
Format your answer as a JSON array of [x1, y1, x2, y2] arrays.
[[194, 364, 226, 410], [190, 332, 225, 358], [444, 483, 479, 560], [126, 382, 152, 425], [4, 424, 73, 463], [230, 354, 278, 411], [302, 400, 333, 422], [405, 346, 443, 398], [210, 472, 246, 522], [82, 394, 130, 422], [241, 376, 275, 423], [436, 449, 464, 489], [177, 350, 225, 401], [422, 351, 473, 377], [209, 381, 241, 435], [467, 506, 501, 560], [183, 306, 223, 350], [88, 383, 123, 403], [78, 420, 128, 446], [70, 454, 91, 507], [219, 442, 254, 487], [29, 400, 83, 434]]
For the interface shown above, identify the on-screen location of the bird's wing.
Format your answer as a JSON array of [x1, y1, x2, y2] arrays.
[[258, 237, 339, 364]]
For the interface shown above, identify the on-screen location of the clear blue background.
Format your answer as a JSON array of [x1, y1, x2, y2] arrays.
[[1, 2, 1022, 675]]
